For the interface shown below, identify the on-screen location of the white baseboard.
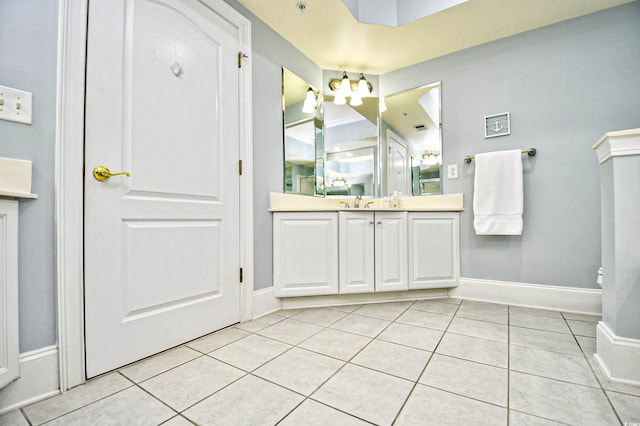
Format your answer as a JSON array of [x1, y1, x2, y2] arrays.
[[280, 288, 450, 310], [0, 346, 60, 415], [252, 287, 282, 319], [595, 322, 640, 386], [449, 278, 602, 315]]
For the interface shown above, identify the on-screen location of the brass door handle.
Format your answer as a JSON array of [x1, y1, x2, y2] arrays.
[[93, 165, 131, 182]]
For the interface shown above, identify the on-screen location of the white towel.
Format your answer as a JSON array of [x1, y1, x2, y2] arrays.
[[473, 150, 523, 235]]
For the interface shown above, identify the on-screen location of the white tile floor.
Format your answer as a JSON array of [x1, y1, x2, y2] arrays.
[[3, 298, 640, 425]]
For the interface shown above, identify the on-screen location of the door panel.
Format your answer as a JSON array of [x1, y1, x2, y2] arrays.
[[85, 0, 242, 377], [374, 212, 408, 292]]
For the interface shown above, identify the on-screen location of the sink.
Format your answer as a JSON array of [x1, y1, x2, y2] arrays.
[[269, 192, 463, 211]]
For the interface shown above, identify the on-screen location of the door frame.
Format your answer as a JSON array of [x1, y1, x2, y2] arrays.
[[55, 0, 254, 391]]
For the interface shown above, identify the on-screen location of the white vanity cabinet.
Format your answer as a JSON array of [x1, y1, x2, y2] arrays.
[[408, 212, 460, 289], [273, 209, 459, 298], [338, 211, 408, 294], [273, 212, 339, 297], [0, 199, 19, 388]]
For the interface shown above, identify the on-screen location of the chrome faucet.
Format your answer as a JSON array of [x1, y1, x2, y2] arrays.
[[354, 195, 362, 208]]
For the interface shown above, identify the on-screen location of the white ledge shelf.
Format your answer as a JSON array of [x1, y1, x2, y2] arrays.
[[0, 191, 38, 199], [269, 192, 464, 212]]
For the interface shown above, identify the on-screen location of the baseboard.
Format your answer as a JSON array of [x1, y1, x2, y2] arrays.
[[449, 278, 602, 315], [595, 322, 640, 386], [0, 346, 60, 415], [280, 288, 450, 310], [252, 287, 282, 319]]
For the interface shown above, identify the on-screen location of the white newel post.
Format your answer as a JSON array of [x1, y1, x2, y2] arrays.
[[592, 128, 640, 385]]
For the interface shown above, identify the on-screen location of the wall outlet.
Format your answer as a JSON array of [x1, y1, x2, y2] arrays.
[[0, 85, 32, 125], [447, 164, 458, 179]]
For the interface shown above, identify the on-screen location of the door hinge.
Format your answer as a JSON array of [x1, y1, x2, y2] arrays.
[[240, 268, 243, 283], [239, 159, 243, 175], [238, 52, 248, 68]]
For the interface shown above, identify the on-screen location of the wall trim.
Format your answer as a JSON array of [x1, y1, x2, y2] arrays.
[[0, 346, 60, 415], [280, 288, 450, 310], [595, 322, 640, 386], [55, 0, 88, 392], [56, 0, 254, 391], [253, 287, 283, 319], [449, 278, 602, 315]]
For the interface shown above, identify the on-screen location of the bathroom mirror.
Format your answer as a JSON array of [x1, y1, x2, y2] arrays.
[[282, 68, 324, 196], [380, 82, 442, 195], [323, 96, 379, 197], [283, 67, 442, 197]]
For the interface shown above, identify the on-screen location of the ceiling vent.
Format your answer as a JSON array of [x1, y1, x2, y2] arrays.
[[341, 0, 469, 27]]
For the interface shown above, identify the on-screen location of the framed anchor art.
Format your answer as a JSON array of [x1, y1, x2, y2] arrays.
[[484, 112, 511, 138]]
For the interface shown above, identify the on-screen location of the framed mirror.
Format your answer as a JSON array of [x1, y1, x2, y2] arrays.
[[380, 82, 442, 196], [282, 68, 323, 196]]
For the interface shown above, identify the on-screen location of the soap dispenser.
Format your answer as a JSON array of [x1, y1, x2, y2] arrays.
[[392, 191, 399, 208]]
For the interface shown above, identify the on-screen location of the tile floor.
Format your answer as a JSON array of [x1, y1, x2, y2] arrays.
[[2, 298, 640, 425]]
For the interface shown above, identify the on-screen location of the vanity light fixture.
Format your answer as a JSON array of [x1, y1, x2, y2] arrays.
[[332, 177, 347, 187], [301, 87, 318, 113], [422, 150, 441, 165], [328, 71, 373, 106], [379, 96, 387, 113]]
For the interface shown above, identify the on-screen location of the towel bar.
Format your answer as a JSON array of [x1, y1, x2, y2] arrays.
[[464, 148, 536, 163]]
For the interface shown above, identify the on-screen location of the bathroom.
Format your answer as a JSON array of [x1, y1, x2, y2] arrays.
[[0, 0, 639, 422]]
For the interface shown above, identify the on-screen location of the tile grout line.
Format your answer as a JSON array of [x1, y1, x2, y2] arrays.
[[278, 301, 425, 425], [390, 298, 463, 425], [272, 303, 412, 425], [562, 312, 625, 426]]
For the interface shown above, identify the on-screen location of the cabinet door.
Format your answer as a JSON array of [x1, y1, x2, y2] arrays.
[[375, 211, 408, 292], [273, 212, 339, 297], [408, 212, 460, 289], [339, 212, 375, 294]]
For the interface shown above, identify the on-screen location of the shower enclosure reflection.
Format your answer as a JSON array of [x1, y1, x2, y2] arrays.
[[282, 68, 323, 196]]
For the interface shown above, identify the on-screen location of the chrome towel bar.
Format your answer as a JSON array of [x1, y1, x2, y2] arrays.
[[464, 148, 537, 163]]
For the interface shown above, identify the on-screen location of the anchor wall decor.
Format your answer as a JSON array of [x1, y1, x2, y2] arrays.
[[484, 112, 511, 138]]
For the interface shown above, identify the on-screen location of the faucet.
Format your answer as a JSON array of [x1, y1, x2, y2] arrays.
[[339, 201, 350, 208], [354, 195, 362, 208]]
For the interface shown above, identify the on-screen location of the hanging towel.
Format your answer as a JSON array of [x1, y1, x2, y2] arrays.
[[473, 149, 523, 235]]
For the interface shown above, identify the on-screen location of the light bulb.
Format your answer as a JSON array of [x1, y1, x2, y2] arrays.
[[350, 94, 363, 106], [334, 93, 347, 105], [301, 88, 316, 113], [379, 96, 387, 113], [338, 71, 352, 97], [357, 73, 369, 97]]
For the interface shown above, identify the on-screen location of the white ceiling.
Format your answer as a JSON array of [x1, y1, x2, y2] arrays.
[[237, 0, 633, 74]]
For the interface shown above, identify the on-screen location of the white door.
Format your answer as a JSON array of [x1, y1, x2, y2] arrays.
[[387, 131, 411, 196], [84, 0, 243, 377]]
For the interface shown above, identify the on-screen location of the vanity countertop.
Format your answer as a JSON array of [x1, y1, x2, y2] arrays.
[[269, 192, 464, 212]]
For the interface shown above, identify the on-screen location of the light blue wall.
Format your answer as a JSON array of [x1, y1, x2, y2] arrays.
[[381, 2, 640, 288], [221, 0, 322, 291], [0, 0, 58, 352]]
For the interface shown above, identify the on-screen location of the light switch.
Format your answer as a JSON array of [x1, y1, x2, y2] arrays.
[[447, 164, 458, 179], [0, 85, 32, 125]]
